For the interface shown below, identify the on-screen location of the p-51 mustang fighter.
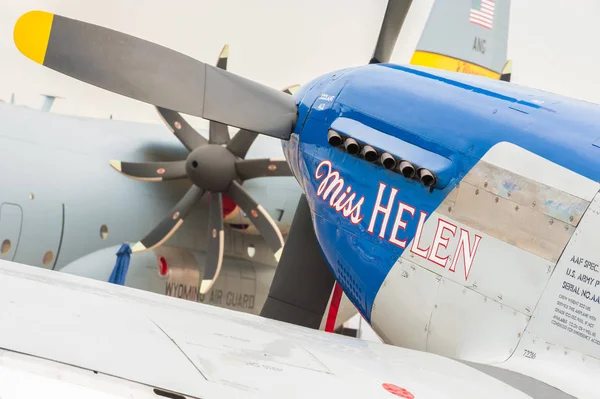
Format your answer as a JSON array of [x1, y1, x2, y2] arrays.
[[6, 0, 597, 397], [0, 0, 514, 333]]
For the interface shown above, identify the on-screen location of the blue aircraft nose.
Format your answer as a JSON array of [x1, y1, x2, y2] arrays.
[[282, 67, 357, 183]]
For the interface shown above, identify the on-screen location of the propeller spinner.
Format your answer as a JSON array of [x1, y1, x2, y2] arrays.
[[108, 45, 293, 294]]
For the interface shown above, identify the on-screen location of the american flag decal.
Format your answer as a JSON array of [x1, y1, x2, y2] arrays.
[[470, 0, 495, 30]]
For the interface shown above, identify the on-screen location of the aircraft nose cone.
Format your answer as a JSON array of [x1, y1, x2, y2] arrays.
[[186, 145, 237, 192]]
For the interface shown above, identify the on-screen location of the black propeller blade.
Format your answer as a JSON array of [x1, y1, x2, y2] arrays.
[[131, 186, 206, 253], [109, 160, 187, 182], [235, 159, 292, 181], [156, 107, 208, 150], [370, 0, 414, 64], [227, 181, 285, 258], [500, 60, 513, 82], [263, 0, 415, 329], [13, 0, 413, 328], [104, 45, 294, 294], [260, 195, 336, 328], [13, 11, 297, 140], [226, 130, 259, 159], [202, 193, 225, 294]]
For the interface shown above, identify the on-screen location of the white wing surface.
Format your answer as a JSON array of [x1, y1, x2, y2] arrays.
[[0, 259, 546, 398]]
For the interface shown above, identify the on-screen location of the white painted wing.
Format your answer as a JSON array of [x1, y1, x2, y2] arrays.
[[0, 259, 534, 399]]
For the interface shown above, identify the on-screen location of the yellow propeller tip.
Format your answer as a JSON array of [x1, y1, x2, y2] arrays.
[[219, 44, 229, 59], [109, 160, 122, 171], [13, 11, 54, 65]]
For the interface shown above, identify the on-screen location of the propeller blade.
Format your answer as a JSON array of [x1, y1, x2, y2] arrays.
[[208, 44, 231, 145], [200, 193, 225, 295], [131, 186, 206, 253], [226, 130, 258, 158], [216, 44, 229, 70], [225, 83, 297, 158], [235, 159, 292, 181], [109, 160, 187, 182], [155, 107, 207, 151], [209, 121, 230, 145], [227, 181, 284, 257], [283, 84, 301, 95], [14, 11, 298, 140], [260, 194, 336, 329], [369, 0, 413, 64], [500, 60, 513, 82]]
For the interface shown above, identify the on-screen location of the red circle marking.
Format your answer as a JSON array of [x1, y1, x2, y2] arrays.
[[251, 209, 258, 218], [157, 168, 166, 175], [382, 383, 414, 399], [158, 256, 169, 277]]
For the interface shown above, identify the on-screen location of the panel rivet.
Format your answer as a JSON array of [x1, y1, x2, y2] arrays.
[[495, 197, 499, 203], [475, 189, 480, 195]]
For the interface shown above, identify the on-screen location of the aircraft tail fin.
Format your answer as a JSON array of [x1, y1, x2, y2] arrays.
[[410, 0, 511, 80]]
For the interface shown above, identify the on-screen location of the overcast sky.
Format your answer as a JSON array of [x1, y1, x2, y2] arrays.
[[0, 0, 599, 127]]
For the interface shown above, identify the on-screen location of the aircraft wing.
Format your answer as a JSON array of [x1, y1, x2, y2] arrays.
[[0, 259, 547, 398]]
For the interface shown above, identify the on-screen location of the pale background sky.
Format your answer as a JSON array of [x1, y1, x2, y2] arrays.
[[1, 0, 599, 128], [0, 0, 598, 341]]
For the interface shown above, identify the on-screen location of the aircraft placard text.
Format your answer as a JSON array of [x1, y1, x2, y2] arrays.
[[165, 283, 256, 310], [547, 253, 600, 347], [472, 37, 486, 54], [314, 160, 482, 280]]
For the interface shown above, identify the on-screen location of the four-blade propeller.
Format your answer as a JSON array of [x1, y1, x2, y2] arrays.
[[12, 0, 413, 325]]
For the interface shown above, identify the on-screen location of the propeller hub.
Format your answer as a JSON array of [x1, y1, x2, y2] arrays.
[[186, 145, 237, 192]]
